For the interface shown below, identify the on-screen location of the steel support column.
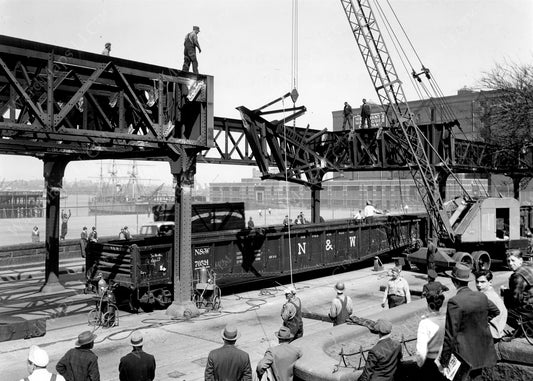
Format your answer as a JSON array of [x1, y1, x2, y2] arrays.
[[41, 158, 68, 293], [311, 187, 321, 223], [166, 149, 199, 317]]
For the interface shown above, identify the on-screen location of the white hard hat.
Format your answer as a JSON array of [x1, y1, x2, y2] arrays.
[[28, 345, 49, 367], [98, 279, 107, 287]]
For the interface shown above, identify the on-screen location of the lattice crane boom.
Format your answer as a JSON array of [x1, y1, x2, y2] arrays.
[[340, 0, 455, 242]]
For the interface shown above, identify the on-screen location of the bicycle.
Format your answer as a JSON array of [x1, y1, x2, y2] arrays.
[[88, 281, 119, 328]]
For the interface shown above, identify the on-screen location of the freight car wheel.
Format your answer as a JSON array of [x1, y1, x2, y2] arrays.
[[472, 251, 491, 271]]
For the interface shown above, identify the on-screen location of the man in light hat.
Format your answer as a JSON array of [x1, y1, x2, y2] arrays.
[[205, 324, 252, 380], [439, 263, 500, 381], [281, 286, 303, 341], [182, 26, 201, 74], [381, 266, 411, 309], [328, 282, 353, 326], [119, 331, 156, 381], [56, 330, 100, 381], [22, 345, 65, 381], [358, 319, 402, 381], [256, 326, 302, 381], [102, 42, 111, 56]]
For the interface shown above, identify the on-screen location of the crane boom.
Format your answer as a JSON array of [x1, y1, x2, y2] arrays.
[[340, 0, 455, 242]]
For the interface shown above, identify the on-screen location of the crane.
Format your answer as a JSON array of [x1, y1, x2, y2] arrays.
[[339, 0, 468, 243], [339, 0, 528, 268]]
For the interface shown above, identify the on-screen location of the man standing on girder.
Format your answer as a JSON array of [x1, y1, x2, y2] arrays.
[[360, 98, 372, 128], [182, 26, 201, 74], [342, 101, 353, 130]]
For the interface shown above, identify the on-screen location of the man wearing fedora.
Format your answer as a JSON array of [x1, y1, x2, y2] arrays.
[[205, 324, 252, 381], [56, 330, 100, 381], [328, 282, 353, 326], [118, 331, 156, 381], [256, 326, 302, 381], [439, 263, 500, 381], [21, 345, 66, 381], [182, 26, 201, 74], [357, 319, 402, 381]]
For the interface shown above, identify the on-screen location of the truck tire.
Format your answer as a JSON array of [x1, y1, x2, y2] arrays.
[[452, 252, 473, 268], [472, 250, 491, 271]]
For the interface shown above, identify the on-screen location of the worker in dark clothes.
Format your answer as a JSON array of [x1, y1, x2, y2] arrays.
[[426, 240, 437, 273], [205, 324, 252, 381], [440, 263, 500, 381], [182, 26, 201, 74], [80, 226, 88, 258], [342, 102, 353, 130], [360, 98, 372, 128], [422, 269, 449, 298], [357, 319, 402, 381], [56, 331, 100, 381], [119, 331, 156, 381]]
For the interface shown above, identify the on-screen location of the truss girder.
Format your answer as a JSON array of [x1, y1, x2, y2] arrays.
[[0, 35, 213, 161]]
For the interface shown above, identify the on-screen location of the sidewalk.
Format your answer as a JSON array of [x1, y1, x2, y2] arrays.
[[0, 264, 511, 381]]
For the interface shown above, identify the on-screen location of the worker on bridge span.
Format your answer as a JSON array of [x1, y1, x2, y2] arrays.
[[182, 26, 201, 74]]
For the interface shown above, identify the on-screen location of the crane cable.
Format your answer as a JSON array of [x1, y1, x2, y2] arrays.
[[374, 0, 487, 197], [281, 0, 300, 288]]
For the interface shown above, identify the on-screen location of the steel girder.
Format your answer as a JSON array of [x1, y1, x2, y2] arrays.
[[0, 35, 213, 161]]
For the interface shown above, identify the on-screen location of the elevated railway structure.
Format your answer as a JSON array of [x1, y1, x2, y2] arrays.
[[0, 35, 213, 302], [1, 34, 532, 301]]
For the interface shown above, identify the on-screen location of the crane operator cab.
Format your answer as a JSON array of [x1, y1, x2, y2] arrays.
[[407, 197, 530, 272]]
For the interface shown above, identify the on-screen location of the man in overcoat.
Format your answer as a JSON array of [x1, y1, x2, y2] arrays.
[[256, 326, 302, 381], [440, 263, 500, 381], [205, 324, 252, 381], [118, 331, 156, 381], [357, 319, 402, 381]]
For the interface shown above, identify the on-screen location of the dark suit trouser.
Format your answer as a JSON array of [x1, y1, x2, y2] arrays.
[[420, 358, 446, 380]]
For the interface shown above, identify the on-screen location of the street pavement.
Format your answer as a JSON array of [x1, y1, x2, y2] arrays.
[[0, 262, 511, 381]]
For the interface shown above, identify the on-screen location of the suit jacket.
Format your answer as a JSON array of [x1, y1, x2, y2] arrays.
[[205, 343, 252, 381], [119, 348, 156, 381], [358, 336, 402, 381], [440, 286, 499, 370], [256, 342, 302, 381]]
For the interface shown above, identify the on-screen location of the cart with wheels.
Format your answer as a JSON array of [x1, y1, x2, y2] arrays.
[[192, 267, 221, 311], [87, 280, 119, 328]]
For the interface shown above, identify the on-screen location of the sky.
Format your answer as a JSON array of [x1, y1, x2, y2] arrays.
[[0, 0, 532, 186]]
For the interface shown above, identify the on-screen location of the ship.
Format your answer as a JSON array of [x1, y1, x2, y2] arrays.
[[88, 161, 173, 215]]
